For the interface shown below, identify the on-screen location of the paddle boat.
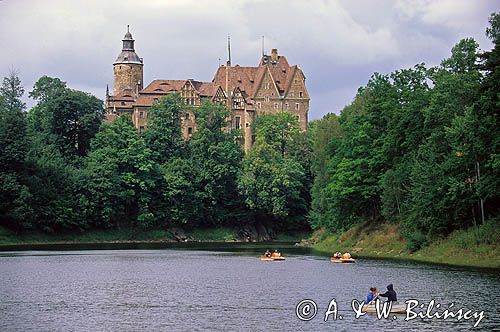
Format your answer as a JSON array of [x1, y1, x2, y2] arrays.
[[260, 251, 286, 261], [330, 257, 356, 263], [330, 251, 356, 263], [362, 302, 406, 314]]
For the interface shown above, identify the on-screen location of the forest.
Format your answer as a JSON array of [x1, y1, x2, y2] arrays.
[[0, 13, 498, 249]]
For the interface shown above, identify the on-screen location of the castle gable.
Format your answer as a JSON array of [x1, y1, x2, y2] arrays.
[[253, 66, 280, 99], [285, 68, 309, 99]]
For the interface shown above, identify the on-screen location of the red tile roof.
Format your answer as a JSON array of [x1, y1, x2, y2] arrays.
[[141, 79, 187, 94]]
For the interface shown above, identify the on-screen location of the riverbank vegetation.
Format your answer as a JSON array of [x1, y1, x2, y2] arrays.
[[0, 13, 498, 265], [311, 217, 500, 269], [309, 13, 500, 252]]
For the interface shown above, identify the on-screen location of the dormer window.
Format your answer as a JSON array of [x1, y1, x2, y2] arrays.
[[299, 91, 303, 98]]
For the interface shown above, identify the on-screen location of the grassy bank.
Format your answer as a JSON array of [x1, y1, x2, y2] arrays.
[[0, 226, 309, 246], [310, 220, 500, 269]]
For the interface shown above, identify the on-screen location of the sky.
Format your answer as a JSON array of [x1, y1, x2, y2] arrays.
[[0, 0, 498, 119]]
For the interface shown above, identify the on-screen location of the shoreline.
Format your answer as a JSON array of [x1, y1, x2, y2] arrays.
[[308, 221, 500, 271], [1, 238, 499, 273], [1, 224, 498, 271]]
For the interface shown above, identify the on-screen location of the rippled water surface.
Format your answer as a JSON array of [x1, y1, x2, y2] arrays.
[[1, 246, 499, 331]]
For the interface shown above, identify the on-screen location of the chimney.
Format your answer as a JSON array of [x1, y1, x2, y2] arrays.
[[271, 48, 278, 62]]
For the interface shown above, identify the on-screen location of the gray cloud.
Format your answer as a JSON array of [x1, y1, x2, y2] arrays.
[[0, 0, 497, 119]]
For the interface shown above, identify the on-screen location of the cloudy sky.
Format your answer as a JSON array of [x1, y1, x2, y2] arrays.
[[1, 0, 498, 119]]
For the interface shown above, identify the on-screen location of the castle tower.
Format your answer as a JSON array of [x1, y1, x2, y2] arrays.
[[113, 25, 143, 97]]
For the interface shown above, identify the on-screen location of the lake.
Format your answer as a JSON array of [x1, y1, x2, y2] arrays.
[[1, 244, 499, 331]]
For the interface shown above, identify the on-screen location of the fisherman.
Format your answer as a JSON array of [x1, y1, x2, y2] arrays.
[[342, 251, 351, 259], [264, 249, 271, 258], [365, 287, 378, 304], [378, 284, 397, 302], [333, 251, 341, 259]]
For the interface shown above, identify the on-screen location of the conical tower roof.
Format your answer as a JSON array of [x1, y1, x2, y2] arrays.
[[114, 25, 143, 65]]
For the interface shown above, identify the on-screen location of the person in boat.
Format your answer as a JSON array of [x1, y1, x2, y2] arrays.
[[378, 284, 397, 302], [365, 287, 379, 304], [271, 250, 280, 258], [264, 249, 271, 258], [342, 251, 351, 259], [333, 251, 341, 259]]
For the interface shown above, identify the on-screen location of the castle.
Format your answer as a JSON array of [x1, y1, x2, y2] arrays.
[[105, 27, 310, 152]]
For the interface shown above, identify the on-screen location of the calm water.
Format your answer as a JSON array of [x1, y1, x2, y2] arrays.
[[1, 245, 499, 331]]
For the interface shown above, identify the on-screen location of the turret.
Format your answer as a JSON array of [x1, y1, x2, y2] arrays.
[[113, 25, 143, 97]]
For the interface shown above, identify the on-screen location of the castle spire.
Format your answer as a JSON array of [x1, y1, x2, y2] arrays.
[[122, 25, 134, 51], [227, 35, 231, 66]]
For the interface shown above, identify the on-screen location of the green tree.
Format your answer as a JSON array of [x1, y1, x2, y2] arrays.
[[239, 112, 309, 228], [308, 113, 342, 229], [0, 70, 26, 113], [82, 116, 155, 228], [28, 75, 67, 103], [0, 72, 33, 230], [144, 94, 184, 163], [188, 101, 244, 226]]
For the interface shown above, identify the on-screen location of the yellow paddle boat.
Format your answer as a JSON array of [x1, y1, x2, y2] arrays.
[[260, 252, 286, 261], [330, 257, 356, 263]]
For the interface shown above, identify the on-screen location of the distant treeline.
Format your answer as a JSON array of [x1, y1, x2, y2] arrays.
[[0, 76, 310, 233], [309, 13, 500, 250]]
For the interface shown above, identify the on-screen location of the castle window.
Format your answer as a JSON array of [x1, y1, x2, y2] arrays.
[[299, 91, 303, 98], [295, 103, 300, 110], [257, 102, 261, 109], [285, 103, 289, 110], [139, 111, 144, 119], [121, 101, 126, 105], [246, 123, 249, 128], [188, 127, 193, 135], [139, 126, 145, 134], [265, 82, 270, 89], [185, 112, 190, 119], [235, 116, 241, 129], [265, 96, 270, 103]]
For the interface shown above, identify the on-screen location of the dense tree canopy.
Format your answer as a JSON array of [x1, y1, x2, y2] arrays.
[[310, 13, 500, 249]]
